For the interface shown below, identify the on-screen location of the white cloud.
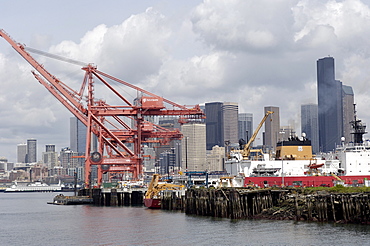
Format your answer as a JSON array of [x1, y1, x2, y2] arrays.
[[3, 0, 370, 161], [191, 0, 294, 52]]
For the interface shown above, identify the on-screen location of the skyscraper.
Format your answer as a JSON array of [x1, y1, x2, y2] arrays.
[[45, 144, 55, 152], [264, 106, 280, 149], [342, 85, 355, 143], [238, 113, 253, 144], [42, 144, 58, 170], [26, 139, 37, 163], [17, 143, 27, 163], [317, 57, 343, 152], [156, 117, 182, 168], [70, 116, 98, 173], [301, 104, 319, 154], [181, 123, 206, 171], [205, 102, 224, 150], [223, 102, 239, 145], [70, 117, 87, 153], [205, 102, 239, 150]]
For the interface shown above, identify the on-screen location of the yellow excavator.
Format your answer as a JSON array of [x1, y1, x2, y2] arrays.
[[232, 111, 273, 160], [144, 174, 185, 200]]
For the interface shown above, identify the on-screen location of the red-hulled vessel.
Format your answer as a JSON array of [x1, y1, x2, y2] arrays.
[[232, 109, 370, 188], [144, 198, 161, 209], [144, 174, 184, 209]]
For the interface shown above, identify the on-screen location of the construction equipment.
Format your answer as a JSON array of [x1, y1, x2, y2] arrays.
[[0, 29, 205, 187], [144, 174, 184, 200], [331, 173, 344, 182], [239, 111, 273, 160], [219, 177, 234, 187]]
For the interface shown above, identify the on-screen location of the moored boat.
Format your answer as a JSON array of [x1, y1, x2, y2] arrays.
[[144, 174, 185, 209], [4, 180, 63, 192], [144, 198, 161, 208], [227, 111, 370, 188]]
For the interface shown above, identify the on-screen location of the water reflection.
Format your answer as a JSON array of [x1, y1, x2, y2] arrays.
[[1, 193, 370, 246]]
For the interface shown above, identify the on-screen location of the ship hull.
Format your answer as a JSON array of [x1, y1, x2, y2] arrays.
[[244, 175, 370, 188], [144, 198, 161, 208], [4, 187, 62, 192]]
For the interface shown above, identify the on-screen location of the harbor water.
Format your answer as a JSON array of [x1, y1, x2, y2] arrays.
[[1, 192, 370, 246]]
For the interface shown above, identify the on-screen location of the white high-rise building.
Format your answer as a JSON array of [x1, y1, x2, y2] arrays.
[[181, 123, 206, 171], [223, 102, 239, 145]]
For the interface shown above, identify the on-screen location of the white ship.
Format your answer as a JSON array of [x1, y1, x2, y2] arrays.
[[225, 108, 370, 187], [5, 180, 63, 192]]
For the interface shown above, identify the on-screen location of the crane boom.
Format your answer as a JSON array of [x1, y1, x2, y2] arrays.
[[0, 29, 87, 118], [1, 29, 205, 187], [241, 111, 274, 159]]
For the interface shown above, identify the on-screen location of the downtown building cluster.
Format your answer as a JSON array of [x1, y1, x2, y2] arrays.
[[0, 118, 95, 184], [0, 56, 360, 184]]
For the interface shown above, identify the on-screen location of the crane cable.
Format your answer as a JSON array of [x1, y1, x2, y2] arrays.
[[25, 46, 88, 67]]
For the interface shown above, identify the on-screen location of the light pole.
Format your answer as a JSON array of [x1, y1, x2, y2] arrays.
[[185, 137, 188, 173], [224, 140, 230, 173], [279, 131, 285, 187]]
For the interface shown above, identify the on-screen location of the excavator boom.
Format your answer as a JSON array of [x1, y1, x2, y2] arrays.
[[241, 111, 274, 159]]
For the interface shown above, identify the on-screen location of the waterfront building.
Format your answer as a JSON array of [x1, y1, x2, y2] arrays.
[[238, 113, 253, 145], [301, 104, 319, 154], [17, 143, 27, 163], [26, 139, 37, 163], [181, 123, 206, 171], [264, 106, 280, 150], [205, 102, 239, 150]]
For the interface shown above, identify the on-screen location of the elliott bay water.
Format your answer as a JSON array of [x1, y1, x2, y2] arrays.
[[1, 192, 369, 246]]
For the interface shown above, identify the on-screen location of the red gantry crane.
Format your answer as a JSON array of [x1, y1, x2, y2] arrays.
[[0, 29, 204, 188]]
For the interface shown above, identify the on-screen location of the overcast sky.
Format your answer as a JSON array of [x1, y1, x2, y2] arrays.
[[2, 0, 370, 162]]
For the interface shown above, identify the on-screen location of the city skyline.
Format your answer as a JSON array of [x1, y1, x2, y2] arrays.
[[2, 1, 370, 161]]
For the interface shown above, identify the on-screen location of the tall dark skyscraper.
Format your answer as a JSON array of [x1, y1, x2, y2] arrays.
[[317, 57, 343, 152], [26, 139, 37, 163], [238, 113, 253, 144], [205, 102, 238, 150], [205, 102, 224, 150], [70, 117, 87, 153]]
